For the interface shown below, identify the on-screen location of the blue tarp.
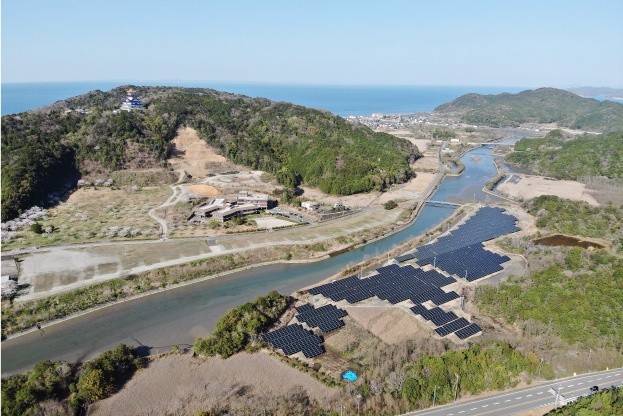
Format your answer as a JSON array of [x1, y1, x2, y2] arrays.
[[342, 371, 357, 381]]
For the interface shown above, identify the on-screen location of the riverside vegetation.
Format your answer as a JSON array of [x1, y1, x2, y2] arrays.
[[193, 291, 290, 358], [1, 85, 419, 221], [1, 344, 143, 416]]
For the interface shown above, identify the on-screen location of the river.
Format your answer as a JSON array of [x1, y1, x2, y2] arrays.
[[1, 144, 509, 375]]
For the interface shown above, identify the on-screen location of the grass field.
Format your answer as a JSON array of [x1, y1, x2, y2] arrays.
[[2, 186, 171, 250]]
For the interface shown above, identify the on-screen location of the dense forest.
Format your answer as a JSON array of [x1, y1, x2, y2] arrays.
[[434, 88, 623, 131], [1, 86, 419, 221], [506, 130, 623, 180]]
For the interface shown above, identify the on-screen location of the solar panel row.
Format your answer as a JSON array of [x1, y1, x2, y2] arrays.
[[410, 303, 480, 339], [435, 317, 470, 337], [455, 323, 482, 340], [262, 323, 326, 358], [296, 303, 348, 334], [307, 263, 458, 307], [431, 290, 460, 305], [413, 207, 518, 281]]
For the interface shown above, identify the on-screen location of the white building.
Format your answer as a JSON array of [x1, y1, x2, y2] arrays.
[[302, 201, 319, 211], [120, 89, 145, 111]]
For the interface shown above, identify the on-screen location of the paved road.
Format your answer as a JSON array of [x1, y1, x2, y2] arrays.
[[403, 368, 623, 416]]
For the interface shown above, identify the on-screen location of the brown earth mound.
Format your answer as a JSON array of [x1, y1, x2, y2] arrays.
[[186, 184, 222, 196], [168, 127, 233, 177]]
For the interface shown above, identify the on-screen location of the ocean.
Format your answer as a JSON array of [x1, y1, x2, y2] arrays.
[[1, 82, 527, 117]]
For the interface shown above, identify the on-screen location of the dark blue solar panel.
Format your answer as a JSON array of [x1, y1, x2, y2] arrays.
[[455, 323, 482, 339], [435, 318, 470, 337]]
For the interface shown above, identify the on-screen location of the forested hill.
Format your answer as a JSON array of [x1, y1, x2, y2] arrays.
[[1, 86, 419, 221], [506, 129, 623, 180], [434, 87, 623, 131]]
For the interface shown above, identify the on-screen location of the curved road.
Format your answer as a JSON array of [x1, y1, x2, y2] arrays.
[[403, 368, 623, 416]]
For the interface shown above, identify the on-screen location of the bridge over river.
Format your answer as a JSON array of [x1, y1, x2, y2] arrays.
[[425, 201, 463, 208]]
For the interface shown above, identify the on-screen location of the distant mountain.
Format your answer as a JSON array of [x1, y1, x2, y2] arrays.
[[434, 87, 623, 131], [566, 86, 623, 99], [1, 86, 419, 221]]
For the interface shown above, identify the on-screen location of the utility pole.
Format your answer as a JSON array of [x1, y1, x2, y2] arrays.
[[460, 287, 466, 311], [537, 358, 544, 377], [454, 373, 460, 401], [433, 385, 439, 407]]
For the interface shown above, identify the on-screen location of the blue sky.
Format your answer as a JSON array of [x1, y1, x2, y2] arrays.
[[2, 0, 622, 87]]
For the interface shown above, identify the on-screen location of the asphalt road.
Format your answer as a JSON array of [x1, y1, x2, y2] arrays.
[[403, 368, 623, 416]]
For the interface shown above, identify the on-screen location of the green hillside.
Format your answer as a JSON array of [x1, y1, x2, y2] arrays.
[[506, 130, 623, 180], [435, 88, 623, 131], [1, 86, 419, 221]]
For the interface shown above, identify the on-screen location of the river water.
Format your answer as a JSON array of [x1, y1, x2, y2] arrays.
[[1, 145, 508, 375]]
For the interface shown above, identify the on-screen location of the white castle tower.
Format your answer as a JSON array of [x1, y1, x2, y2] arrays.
[[120, 88, 145, 111]]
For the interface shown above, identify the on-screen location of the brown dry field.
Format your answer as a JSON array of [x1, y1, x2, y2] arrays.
[[89, 352, 338, 416], [342, 305, 427, 344], [168, 127, 238, 178], [498, 175, 599, 206], [185, 184, 222, 196]]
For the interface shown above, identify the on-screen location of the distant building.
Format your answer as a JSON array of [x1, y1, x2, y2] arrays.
[[212, 203, 263, 222], [120, 88, 145, 111], [190, 192, 275, 222], [302, 201, 319, 211], [193, 198, 228, 218], [237, 191, 274, 209]]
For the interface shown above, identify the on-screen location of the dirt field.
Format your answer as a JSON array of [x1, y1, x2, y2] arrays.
[[18, 240, 213, 299], [185, 184, 222, 196], [343, 306, 427, 344], [168, 127, 238, 178], [498, 175, 599, 206], [89, 352, 338, 416], [253, 217, 296, 229]]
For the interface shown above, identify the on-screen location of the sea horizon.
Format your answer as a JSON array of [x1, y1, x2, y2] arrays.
[[1, 81, 529, 117]]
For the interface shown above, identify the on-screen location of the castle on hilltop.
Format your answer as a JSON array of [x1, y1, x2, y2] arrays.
[[119, 88, 145, 111]]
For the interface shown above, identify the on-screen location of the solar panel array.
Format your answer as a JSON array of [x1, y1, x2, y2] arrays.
[[435, 317, 470, 337], [455, 323, 482, 340], [262, 324, 325, 358], [411, 304, 482, 340], [296, 304, 348, 334], [409, 207, 518, 281], [308, 263, 458, 306]]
